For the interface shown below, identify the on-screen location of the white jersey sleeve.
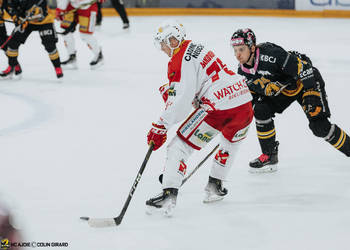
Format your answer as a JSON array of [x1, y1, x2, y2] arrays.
[[159, 58, 197, 129]]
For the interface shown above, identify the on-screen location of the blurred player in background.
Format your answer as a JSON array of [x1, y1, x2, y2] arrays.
[[0, 202, 21, 250], [0, 0, 63, 80], [0, 0, 9, 53], [96, 0, 129, 29], [56, 0, 104, 69]]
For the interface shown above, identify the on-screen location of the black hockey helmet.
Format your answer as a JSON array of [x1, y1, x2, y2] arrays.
[[231, 28, 256, 48]]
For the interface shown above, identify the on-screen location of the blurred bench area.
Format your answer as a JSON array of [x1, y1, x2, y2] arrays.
[[47, 0, 350, 18]]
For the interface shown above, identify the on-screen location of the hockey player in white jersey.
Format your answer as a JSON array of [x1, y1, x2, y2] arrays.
[[56, 0, 104, 69], [146, 20, 254, 216]]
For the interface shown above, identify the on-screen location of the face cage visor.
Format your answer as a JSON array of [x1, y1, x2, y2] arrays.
[[230, 37, 246, 48], [154, 25, 182, 50]]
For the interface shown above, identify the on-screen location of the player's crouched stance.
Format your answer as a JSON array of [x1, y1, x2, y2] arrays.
[[231, 29, 350, 174], [145, 20, 253, 216], [56, 0, 104, 70]]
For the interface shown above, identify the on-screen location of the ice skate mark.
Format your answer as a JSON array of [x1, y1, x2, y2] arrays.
[[0, 91, 54, 136]]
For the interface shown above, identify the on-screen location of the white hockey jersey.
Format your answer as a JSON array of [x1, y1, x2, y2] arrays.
[[158, 40, 252, 129], [57, 0, 93, 10]]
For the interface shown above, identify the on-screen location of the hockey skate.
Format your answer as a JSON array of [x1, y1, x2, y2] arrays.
[[90, 50, 104, 69], [95, 20, 102, 31], [249, 141, 279, 173], [123, 23, 130, 29], [0, 64, 22, 80], [146, 188, 178, 217], [203, 176, 228, 203], [55, 67, 63, 79], [61, 53, 77, 70]]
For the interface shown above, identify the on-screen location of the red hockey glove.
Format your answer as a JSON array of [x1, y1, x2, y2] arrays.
[[147, 123, 167, 151], [55, 8, 65, 21], [302, 89, 323, 119]]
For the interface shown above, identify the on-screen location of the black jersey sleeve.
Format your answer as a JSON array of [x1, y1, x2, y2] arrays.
[[274, 46, 316, 89], [238, 66, 264, 96]]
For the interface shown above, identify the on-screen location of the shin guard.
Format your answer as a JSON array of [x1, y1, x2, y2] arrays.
[[325, 124, 350, 157], [162, 136, 194, 189], [256, 118, 277, 155]]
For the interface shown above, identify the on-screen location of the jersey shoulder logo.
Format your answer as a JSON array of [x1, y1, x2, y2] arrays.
[[260, 54, 276, 63], [257, 70, 272, 76]]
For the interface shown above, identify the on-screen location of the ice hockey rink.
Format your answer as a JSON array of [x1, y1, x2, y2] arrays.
[[0, 15, 349, 250]]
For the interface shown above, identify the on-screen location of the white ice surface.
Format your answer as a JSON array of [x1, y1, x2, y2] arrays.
[[0, 16, 349, 250]]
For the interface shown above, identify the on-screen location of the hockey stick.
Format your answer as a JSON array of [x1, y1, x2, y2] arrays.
[[158, 144, 219, 185], [0, 0, 44, 50], [0, 13, 44, 50], [0, 19, 15, 24], [182, 144, 219, 185], [80, 142, 154, 228]]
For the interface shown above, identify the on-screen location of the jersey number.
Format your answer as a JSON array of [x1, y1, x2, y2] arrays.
[[206, 58, 235, 83]]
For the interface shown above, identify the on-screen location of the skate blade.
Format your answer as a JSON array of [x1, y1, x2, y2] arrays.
[[13, 74, 22, 80], [56, 78, 64, 83], [145, 205, 157, 215], [61, 63, 78, 70], [0, 74, 13, 80], [163, 203, 175, 217], [249, 164, 278, 173], [145, 203, 175, 217], [90, 60, 104, 70], [203, 194, 225, 203]]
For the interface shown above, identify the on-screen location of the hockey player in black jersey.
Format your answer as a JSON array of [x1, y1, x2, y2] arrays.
[[0, 0, 63, 79], [0, 0, 9, 52], [231, 28, 350, 173]]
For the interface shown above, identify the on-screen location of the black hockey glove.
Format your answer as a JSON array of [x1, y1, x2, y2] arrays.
[[11, 15, 28, 32], [302, 89, 323, 119]]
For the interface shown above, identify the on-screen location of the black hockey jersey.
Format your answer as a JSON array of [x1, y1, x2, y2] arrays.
[[237, 42, 316, 98], [7, 0, 54, 24]]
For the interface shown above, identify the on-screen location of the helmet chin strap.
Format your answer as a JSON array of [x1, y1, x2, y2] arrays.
[[247, 47, 255, 64], [169, 47, 175, 57], [167, 39, 180, 57]]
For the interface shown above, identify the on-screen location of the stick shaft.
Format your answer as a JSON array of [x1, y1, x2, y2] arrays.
[[114, 143, 154, 225]]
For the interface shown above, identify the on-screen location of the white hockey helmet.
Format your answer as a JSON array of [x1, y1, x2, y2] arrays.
[[154, 19, 186, 52]]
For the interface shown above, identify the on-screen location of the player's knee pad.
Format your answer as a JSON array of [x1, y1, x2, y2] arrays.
[[7, 38, 21, 50], [42, 42, 56, 54], [254, 102, 273, 121], [41, 41, 59, 62], [79, 32, 91, 42], [210, 135, 241, 180], [162, 136, 194, 189], [166, 136, 193, 166], [254, 103, 275, 141], [79, 33, 99, 53], [309, 118, 332, 138]]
